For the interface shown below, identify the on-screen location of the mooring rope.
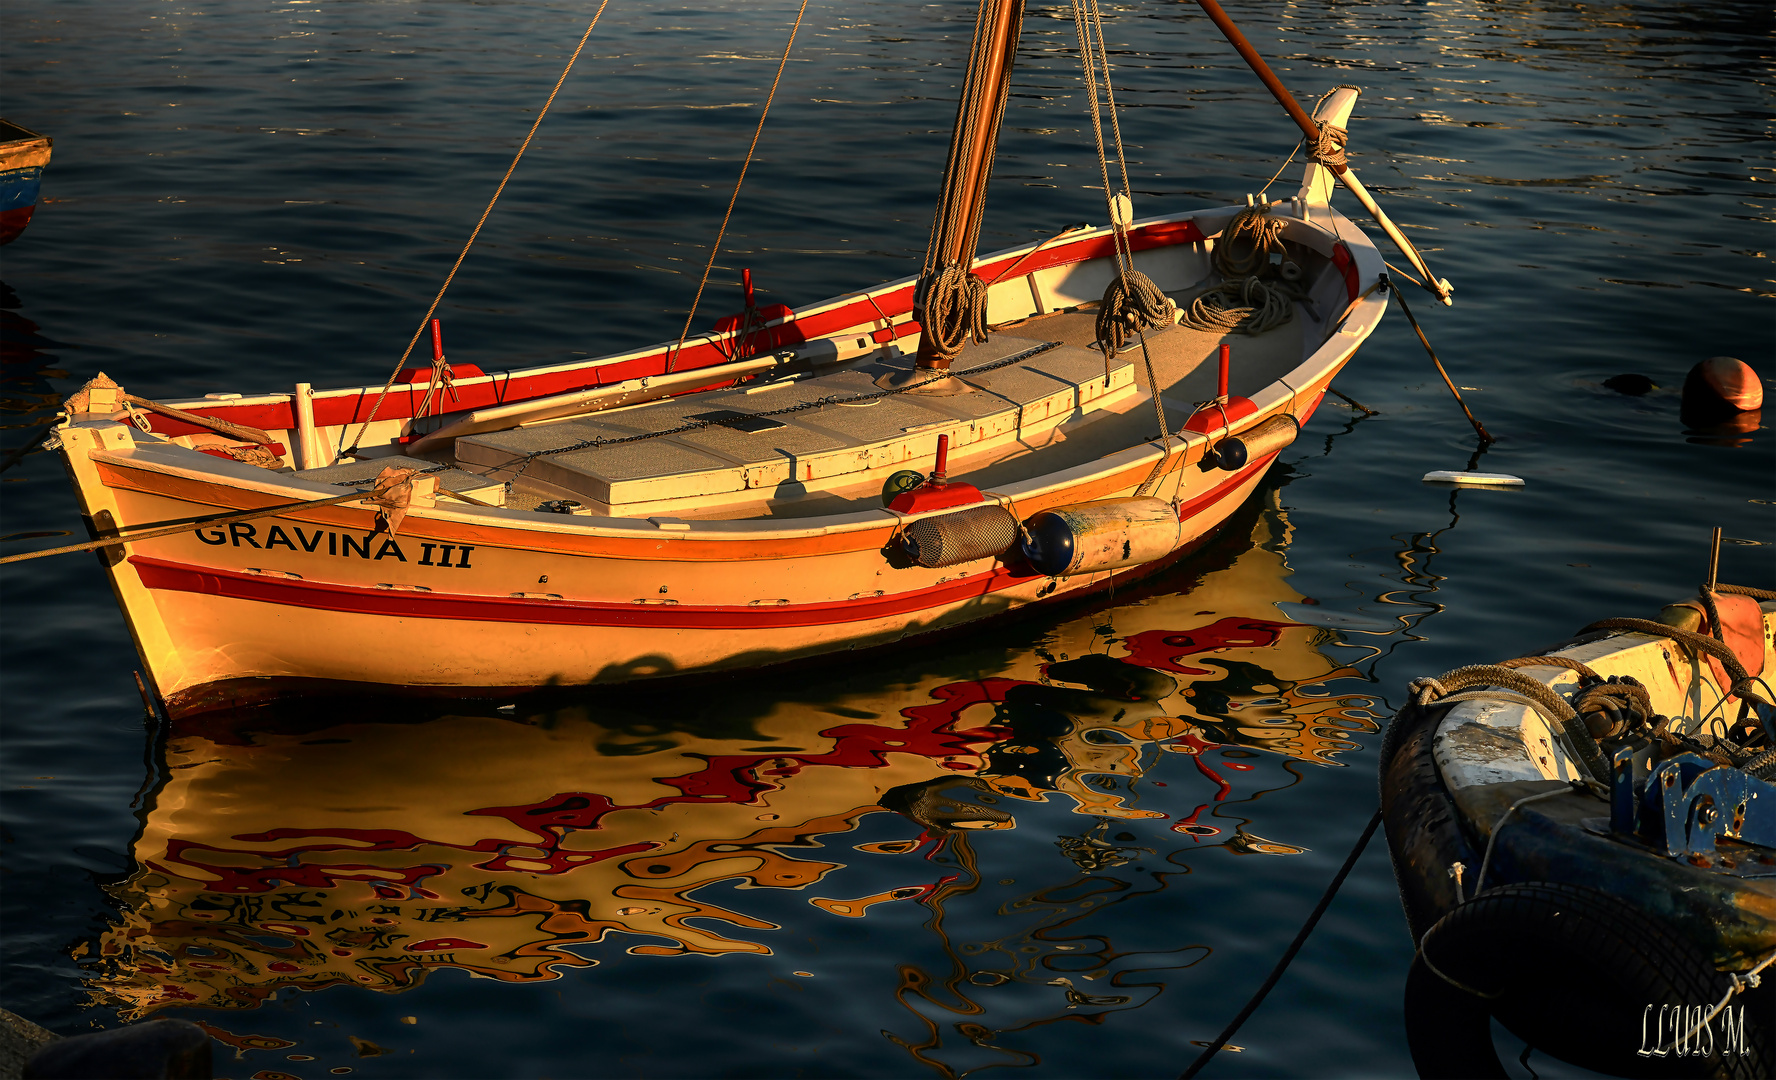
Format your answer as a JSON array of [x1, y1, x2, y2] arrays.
[[665, 0, 810, 373], [1388, 274, 1494, 444], [1179, 808, 1384, 1078], [343, 0, 613, 457]]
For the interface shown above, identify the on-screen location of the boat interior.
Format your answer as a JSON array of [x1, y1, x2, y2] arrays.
[[284, 217, 1354, 523]]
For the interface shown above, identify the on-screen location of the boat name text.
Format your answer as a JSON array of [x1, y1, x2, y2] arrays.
[[196, 523, 476, 568]]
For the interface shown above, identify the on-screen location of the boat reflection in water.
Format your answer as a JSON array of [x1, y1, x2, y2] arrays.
[[85, 489, 1386, 1067]]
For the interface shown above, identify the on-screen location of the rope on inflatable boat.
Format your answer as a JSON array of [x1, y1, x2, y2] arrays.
[[1470, 783, 1586, 901], [1580, 617, 1764, 704], [1409, 664, 1611, 783]]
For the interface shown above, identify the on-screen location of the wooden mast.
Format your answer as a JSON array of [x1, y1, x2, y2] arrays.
[[913, 0, 1025, 374]]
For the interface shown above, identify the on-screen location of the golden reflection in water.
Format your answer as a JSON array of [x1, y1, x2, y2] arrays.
[[84, 499, 1382, 1036]]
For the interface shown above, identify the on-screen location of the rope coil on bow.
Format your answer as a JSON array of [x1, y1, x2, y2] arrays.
[[1309, 120, 1348, 170], [1180, 204, 1304, 336]]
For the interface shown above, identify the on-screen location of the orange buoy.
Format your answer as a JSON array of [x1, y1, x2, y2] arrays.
[[1682, 356, 1763, 424]]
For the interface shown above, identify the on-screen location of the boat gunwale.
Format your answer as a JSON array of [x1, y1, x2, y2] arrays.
[[73, 201, 1386, 551], [133, 202, 1359, 436]]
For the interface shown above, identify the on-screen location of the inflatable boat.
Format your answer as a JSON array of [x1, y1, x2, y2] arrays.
[[1382, 583, 1776, 1078]]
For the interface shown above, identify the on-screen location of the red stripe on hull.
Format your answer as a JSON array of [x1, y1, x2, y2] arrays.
[[130, 556, 1044, 629], [0, 205, 36, 245], [126, 451, 1274, 629]]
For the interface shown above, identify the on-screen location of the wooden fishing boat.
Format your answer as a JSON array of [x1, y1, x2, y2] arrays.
[[0, 119, 52, 245], [1382, 576, 1776, 1078], [88, 496, 1372, 1017], [35, 2, 1436, 719]]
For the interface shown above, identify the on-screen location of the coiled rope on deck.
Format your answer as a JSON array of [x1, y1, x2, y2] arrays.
[[1094, 267, 1172, 357], [1179, 204, 1304, 336]]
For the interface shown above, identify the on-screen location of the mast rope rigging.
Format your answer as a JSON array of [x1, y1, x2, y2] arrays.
[[1072, 0, 1172, 498], [666, 0, 811, 373], [913, 0, 1022, 369], [343, 0, 613, 457]]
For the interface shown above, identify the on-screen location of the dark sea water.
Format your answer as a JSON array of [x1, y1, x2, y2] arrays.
[[2, 1, 1771, 1077]]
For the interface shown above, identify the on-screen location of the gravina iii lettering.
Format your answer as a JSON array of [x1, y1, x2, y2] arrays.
[[195, 522, 477, 568]]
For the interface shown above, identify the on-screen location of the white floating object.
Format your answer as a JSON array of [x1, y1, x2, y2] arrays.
[[1422, 470, 1524, 487]]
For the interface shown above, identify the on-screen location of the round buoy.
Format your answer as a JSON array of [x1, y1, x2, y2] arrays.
[[1682, 356, 1763, 424]]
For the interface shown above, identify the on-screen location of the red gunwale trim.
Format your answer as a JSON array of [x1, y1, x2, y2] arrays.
[[137, 218, 1213, 437], [123, 451, 1274, 629], [1331, 243, 1360, 303]]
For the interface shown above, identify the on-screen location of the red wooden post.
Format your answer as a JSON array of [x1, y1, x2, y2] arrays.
[[933, 434, 950, 482], [1218, 343, 1231, 400], [430, 319, 445, 363]]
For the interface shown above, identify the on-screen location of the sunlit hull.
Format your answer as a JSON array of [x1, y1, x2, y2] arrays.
[[88, 496, 1382, 1018], [51, 98, 1388, 720]]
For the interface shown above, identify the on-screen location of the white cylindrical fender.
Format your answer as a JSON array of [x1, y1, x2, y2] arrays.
[[1019, 497, 1180, 577]]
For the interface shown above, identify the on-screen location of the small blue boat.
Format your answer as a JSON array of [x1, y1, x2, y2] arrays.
[[0, 120, 53, 246]]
